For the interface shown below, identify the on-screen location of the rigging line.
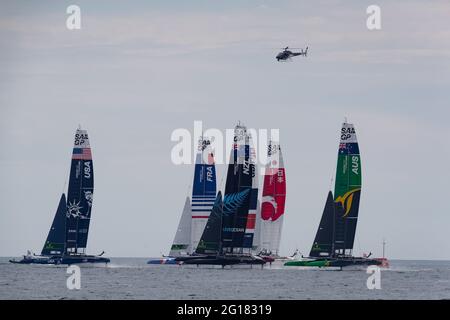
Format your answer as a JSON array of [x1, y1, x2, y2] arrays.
[[185, 183, 191, 198], [62, 177, 67, 195], [356, 233, 362, 256], [218, 172, 226, 195]]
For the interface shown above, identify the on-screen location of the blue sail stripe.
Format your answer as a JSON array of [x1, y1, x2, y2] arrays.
[[192, 196, 217, 199]]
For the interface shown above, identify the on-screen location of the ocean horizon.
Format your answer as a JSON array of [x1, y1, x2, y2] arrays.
[[1, 258, 449, 300]]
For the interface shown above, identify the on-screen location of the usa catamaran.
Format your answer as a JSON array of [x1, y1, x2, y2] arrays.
[[10, 128, 109, 265], [285, 122, 387, 269]]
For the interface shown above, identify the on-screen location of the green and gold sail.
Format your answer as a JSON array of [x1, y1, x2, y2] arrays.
[[333, 122, 361, 255]]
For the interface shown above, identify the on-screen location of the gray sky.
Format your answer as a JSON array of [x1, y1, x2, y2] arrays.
[[1, 0, 449, 260]]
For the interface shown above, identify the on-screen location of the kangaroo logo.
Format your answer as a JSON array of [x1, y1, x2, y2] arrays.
[[335, 188, 361, 217]]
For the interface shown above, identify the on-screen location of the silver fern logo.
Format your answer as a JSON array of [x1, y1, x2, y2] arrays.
[[223, 189, 250, 216]]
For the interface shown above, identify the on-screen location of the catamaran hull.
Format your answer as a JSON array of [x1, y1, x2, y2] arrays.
[[284, 257, 384, 268], [256, 255, 276, 264], [147, 258, 180, 265], [9, 255, 110, 265], [174, 255, 212, 262], [183, 255, 266, 266]]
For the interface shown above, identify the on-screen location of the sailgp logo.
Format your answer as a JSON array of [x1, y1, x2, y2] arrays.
[[74, 132, 88, 147], [268, 144, 279, 156], [223, 189, 250, 216], [341, 126, 355, 141], [335, 188, 361, 217]]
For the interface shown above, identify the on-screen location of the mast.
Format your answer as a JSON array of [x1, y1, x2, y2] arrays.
[[222, 123, 253, 254], [332, 122, 361, 257], [243, 131, 258, 253], [260, 142, 286, 255], [65, 127, 94, 255]]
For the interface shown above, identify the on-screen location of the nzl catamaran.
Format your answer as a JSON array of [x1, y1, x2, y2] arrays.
[[285, 121, 388, 269], [10, 128, 109, 265], [176, 123, 265, 267]]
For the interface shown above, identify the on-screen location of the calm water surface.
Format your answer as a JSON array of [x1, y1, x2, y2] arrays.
[[1, 258, 449, 299]]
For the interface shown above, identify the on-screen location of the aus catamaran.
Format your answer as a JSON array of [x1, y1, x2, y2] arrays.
[[147, 137, 217, 265], [10, 128, 109, 265], [285, 122, 388, 269]]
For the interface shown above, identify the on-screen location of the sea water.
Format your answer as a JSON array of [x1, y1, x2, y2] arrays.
[[0, 257, 449, 299]]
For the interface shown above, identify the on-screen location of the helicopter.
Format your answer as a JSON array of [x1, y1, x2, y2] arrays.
[[276, 46, 308, 61]]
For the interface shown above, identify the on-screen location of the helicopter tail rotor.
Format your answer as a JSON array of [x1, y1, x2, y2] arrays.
[[302, 46, 308, 57]]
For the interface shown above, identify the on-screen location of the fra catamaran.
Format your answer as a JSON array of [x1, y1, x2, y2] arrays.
[[10, 128, 109, 265], [147, 137, 217, 265], [285, 121, 387, 269]]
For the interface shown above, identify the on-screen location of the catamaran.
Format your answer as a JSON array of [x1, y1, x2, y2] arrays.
[[178, 123, 265, 267], [147, 137, 217, 265], [285, 122, 387, 269], [255, 141, 287, 263], [10, 128, 109, 265]]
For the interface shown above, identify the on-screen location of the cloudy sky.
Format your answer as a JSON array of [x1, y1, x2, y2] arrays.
[[1, 0, 449, 260]]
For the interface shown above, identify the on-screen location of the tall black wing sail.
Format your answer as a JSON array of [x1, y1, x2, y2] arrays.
[[333, 193, 361, 254], [65, 128, 94, 254], [41, 193, 67, 256], [195, 191, 223, 255], [222, 124, 252, 253], [309, 191, 334, 258], [333, 201, 346, 253]]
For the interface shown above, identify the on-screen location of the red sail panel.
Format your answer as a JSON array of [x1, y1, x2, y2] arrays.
[[259, 143, 286, 255], [272, 167, 286, 221], [246, 213, 256, 229], [261, 167, 286, 221], [261, 170, 276, 220]]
